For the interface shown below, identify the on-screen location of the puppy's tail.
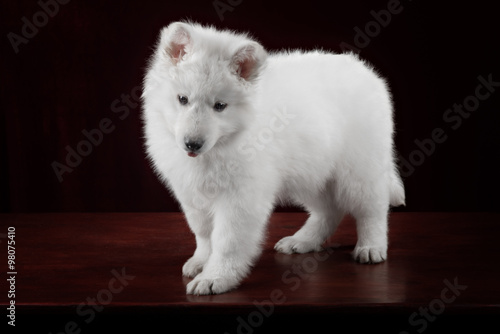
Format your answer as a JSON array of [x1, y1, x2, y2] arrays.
[[389, 164, 406, 207]]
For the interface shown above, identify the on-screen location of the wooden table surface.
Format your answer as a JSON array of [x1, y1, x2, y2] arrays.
[[1, 212, 499, 333]]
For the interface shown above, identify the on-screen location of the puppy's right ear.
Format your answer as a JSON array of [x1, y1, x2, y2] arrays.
[[160, 22, 192, 65]]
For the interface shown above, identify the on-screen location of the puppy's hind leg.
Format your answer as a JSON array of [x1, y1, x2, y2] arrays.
[[275, 186, 344, 254], [351, 183, 390, 264], [352, 210, 388, 264]]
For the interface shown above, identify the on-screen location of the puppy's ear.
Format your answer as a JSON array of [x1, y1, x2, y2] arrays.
[[160, 22, 192, 65], [231, 42, 267, 82]]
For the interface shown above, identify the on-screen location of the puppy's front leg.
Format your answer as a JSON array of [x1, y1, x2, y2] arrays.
[[186, 203, 269, 295], [182, 205, 213, 278]]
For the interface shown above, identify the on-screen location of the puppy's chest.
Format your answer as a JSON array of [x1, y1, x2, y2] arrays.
[[181, 158, 244, 194]]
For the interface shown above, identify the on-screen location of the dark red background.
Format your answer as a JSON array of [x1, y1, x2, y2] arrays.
[[1, 0, 499, 213]]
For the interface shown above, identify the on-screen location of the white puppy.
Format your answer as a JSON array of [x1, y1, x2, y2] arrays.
[[142, 22, 405, 295]]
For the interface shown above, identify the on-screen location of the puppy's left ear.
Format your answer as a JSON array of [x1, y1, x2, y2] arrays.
[[231, 42, 267, 82]]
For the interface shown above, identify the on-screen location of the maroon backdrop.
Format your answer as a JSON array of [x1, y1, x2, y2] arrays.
[[1, 0, 499, 212]]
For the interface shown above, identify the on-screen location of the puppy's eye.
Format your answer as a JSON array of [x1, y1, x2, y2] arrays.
[[213, 101, 227, 112], [178, 95, 188, 105]]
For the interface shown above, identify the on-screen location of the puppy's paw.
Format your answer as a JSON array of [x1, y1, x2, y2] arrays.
[[186, 275, 239, 295], [182, 256, 206, 278], [353, 245, 387, 264], [275, 236, 323, 254]]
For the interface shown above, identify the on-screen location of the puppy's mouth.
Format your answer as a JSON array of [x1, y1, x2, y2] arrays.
[[187, 152, 199, 158]]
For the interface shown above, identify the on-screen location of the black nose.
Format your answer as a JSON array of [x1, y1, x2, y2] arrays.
[[185, 139, 204, 152]]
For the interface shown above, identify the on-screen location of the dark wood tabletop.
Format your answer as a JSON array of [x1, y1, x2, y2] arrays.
[[2, 212, 499, 333]]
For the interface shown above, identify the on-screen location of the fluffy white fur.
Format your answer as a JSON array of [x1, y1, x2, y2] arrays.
[[142, 22, 405, 295]]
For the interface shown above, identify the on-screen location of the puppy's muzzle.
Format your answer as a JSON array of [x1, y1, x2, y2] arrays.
[[184, 138, 205, 157]]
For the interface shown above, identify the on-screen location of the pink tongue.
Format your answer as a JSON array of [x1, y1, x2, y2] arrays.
[[187, 152, 198, 158]]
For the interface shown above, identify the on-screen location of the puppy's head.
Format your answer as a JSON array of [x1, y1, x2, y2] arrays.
[[144, 21, 267, 158]]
